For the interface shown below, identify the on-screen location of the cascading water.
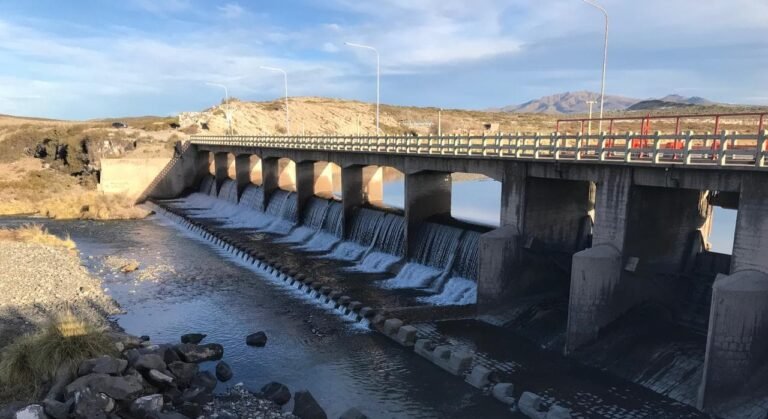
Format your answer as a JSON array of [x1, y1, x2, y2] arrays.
[[296, 199, 343, 252], [218, 179, 239, 204], [278, 197, 329, 244], [239, 185, 264, 211], [383, 222, 463, 290], [266, 190, 290, 217], [351, 213, 405, 273], [421, 230, 480, 305], [326, 208, 386, 261], [262, 190, 298, 234], [199, 175, 215, 195]]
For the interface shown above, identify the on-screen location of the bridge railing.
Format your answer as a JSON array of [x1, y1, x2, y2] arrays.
[[191, 130, 768, 169]]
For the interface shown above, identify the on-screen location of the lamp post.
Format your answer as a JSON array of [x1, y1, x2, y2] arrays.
[[582, 0, 608, 132], [438, 108, 442, 136], [345, 42, 380, 134], [586, 100, 596, 135], [259, 66, 289, 135], [206, 82, 231, 134]]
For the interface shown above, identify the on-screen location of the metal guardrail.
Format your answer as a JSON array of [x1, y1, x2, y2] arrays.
[[191, 130, 768, 169]]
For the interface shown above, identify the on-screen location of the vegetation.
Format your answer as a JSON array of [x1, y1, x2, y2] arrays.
[[0, 224, 76, 251], [0, 312, 115, 400]]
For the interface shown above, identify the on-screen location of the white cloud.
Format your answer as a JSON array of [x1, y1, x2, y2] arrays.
[[321, 42, 339, 53], [129, 0, 191, 14], [218, 3, 244, 19]]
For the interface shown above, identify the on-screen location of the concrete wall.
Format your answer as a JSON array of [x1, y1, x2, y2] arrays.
[[100, 157, 170, 200], [296, 161, 315, 224], [235, 154, 252, 197], [404, 171, 451, 258], [213, 152, 229, 194], [139, 143, 209, 202], [341, 165, 364, 238], [261, 158, 279, 212], [523, 177, 593, 251]]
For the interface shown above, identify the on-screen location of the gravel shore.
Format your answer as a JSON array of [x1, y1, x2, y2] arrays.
[[0, 240, 119, 350]]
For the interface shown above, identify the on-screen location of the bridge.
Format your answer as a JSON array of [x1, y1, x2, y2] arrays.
[[141, 129, 768, 412]]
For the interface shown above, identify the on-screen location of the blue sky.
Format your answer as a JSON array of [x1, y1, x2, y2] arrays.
[[0, 0, 766, 119]]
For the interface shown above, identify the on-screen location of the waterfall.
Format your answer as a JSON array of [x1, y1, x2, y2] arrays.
[[199, 175, 215, 195], [326, 208, 388, 261], [412, 223, 463, 269], [420, 230, 480, 306], [451, 230, 480, 280], [218, 179, 239, 204], [266, 190, 290, 217], [323, 201, 343, 237], [239, 185, 264, 211], [371, 214, 405, 256], [303, 198, 331, 229]]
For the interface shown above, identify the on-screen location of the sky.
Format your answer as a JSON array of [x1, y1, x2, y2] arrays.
[[0, 0, 766, 119]]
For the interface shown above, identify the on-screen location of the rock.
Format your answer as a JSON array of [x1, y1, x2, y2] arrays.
[[177, 402, 202, 418], [292, 390, 327, 419], [246, 331, 268, 347], [260, 382, 291, 405], [41, 399, 70, 419], [180, 333, 206, 344], [467, 365, 492, 389], [545, 405, 572, 419], [163, 387, 183, 405], [0, 402, 27, 419], [180, 386, 213, 404], [13, 405, 46, 419], [148, 369, 175, 386], [174, 343, 224, 363], [120, 261, 140, 273], [215, 361, 233, 382], [167, 361, 199, 388], [339, 407, 368, 419], [518, 392, 545, 419], [214, 411, 237, 419], [154, 412, 189, 419], [78, 356, 127, 377], [65, 373, 144, 401], [160, 345, 181, 364], [134, 354, 166, 372], [45, 365, 75, 401], [130, 394, 164, 417], [190, 371, 217, 391], [72, 389, 114, 419], [107, 331, 143, 349], [491, 383, 516, 405]]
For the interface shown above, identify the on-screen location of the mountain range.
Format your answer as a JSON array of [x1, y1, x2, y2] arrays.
[[498, 91, 716, 114]]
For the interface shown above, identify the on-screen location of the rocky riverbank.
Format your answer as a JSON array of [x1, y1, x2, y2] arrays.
[[0, 239, 119, 353]]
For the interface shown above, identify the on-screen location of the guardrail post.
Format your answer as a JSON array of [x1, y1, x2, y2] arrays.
[[533, 132, 541, 159], [599, 132, 607, 161], [624, 132, 633, 163], [757, 130, 767, 168], [652, 131, 662, 164], [683, 131, 694, 165], [719, 130, 729, 166]]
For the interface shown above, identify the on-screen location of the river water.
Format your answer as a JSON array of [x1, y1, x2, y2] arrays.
[[0, 216, 509, 418]]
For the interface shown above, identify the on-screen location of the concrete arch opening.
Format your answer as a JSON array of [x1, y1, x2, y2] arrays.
[[207, 152, 215, 175], [277, 158, 296, 192], [450, 173, 501, 227], [226, 153, 236, 179]]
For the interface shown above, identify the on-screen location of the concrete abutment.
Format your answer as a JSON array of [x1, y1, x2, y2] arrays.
[[404, 171, 451, 258]]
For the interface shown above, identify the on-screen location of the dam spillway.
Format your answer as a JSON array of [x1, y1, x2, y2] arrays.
[[137, 134, 768, 418]]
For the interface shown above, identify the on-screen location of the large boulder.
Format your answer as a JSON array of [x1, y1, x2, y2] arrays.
[[339, 408, 368, 419], [180, 386, 214, 404], [190, 371, 217, 392], [215, 361, 233, 382], [245, 332, 268, 347], [147, 369, 175, 386], [260, 382, 291, 406], [180, 333, 206, 344], [65, 373, 144, 401], [78, 356, 128, 376], [174, 343, 224, 363], [129, 394, 164, 417], [167, 361, 199, 388], [41, 398, 71, 419], [13, 405, 46, 419], [134, 354, 167, 372], [292, 390, 327, 419], [72, 389, 115, 419], [107, 332, 143, 350]]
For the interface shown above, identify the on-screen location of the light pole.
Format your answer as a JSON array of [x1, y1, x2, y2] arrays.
[[582, 0, 608, 133], [345, 42, 380, 134], [438, 108, 442, 136], [206, 82, 232, 134], [586, 100, 596, 135], [259, 66, 289, 135]]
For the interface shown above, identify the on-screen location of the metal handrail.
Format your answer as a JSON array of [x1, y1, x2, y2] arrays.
[[190, 130, 768, 169]]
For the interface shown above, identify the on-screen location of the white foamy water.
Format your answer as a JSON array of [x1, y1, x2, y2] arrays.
[[348, 251, 401, 274], [420, 277, 477, 306], [276, 226, 317, 244], [382, 263, 442, 289], [324, 241, 368, 262], [295, 231, 340, 252]]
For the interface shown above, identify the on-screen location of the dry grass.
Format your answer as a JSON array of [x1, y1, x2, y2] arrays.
[[0, 169, 150, 220], [0, 224, 76, 251], [0, 311, 116, 400]]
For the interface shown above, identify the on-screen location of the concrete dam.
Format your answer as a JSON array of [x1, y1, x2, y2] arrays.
[[140, 131, 768, 417]]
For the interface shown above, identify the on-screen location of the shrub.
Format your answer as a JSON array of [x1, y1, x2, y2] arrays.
[[0, 312, 115, 400], [0, 224, 76, 251]]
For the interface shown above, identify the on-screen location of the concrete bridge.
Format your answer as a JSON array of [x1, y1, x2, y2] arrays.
[[142, 130, 768, 411]]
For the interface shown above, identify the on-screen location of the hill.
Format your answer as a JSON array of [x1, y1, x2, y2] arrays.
[[500, 92, 720, 114]]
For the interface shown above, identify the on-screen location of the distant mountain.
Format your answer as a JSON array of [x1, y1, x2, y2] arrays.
[[499, 91, 717, 114]]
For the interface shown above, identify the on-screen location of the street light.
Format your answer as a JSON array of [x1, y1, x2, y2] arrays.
[[586, 100, 596, 135], [259, 66, 290, 135], [345, 42, 380, 134], [438, 108, 442, 136], [582, 0, 608, 133], [206, 82, 232, 134]]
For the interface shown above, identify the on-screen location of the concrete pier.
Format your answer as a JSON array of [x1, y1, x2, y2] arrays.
[[404, 171, 451, 258], [235, 154, 252, 197], [261, 158, 280, 212], [213, 152, 229, 194], [341, 165, 365, 239]]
